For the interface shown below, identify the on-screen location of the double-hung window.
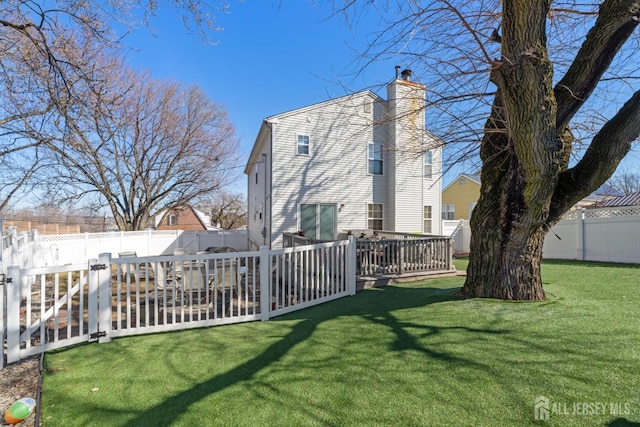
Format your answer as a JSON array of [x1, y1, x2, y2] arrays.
[[423, 206, 432, 234], [442, 204, 455, 220], [424, 150, 433, 178], [367, 203, 383, 230], [368, 143, 383, 175], [297, 134, 310, 155]]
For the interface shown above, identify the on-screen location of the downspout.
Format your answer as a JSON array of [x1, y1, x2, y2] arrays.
[[263, 120, 274, 247], [261, 152, 267, 246]]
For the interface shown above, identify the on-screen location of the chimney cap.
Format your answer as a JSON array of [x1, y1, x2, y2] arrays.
[[400, 69, 412, 80]]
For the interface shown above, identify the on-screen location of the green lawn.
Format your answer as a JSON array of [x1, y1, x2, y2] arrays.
[[40, 260, 640, 426]]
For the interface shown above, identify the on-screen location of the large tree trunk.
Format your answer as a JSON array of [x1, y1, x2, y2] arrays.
[[460, 0, 640, 300], [462, 110, 550, 300], [461, 0, 558, 300], [460, 99, 552, 301], [463, 212, 547, 300]]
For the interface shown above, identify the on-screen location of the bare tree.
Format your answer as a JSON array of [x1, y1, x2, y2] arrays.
[[607, 168, 640, 196], [335, 0, 640, 300], [34, 59, 240, 231], [0, 0, 233, 209], [203, 191, 247, 230]]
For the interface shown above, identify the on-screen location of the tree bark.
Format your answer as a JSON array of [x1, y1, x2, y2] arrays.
[[461, 0, 557, 300], [460, 0, 640, 300]]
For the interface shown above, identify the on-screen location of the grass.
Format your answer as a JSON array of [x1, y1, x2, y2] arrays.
[[40, 260, 640, 426]]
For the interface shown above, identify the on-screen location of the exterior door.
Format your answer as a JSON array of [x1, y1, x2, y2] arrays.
[[300, 204, 336, 240]]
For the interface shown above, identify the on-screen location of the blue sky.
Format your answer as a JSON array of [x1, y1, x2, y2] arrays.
[[124, 1, 639, 194], [125, 1, 404, 192]]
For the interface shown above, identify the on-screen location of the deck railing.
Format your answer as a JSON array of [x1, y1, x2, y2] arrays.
[[284, 230, 454, 277], [355, 237, 453, 276]]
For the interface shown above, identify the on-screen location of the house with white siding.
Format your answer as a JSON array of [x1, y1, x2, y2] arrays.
[[244, 70, 443, 249]]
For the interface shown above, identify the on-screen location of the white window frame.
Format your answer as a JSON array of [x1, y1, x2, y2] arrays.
[[368, 143, 383, 175], [299, 203, 336, 240], [442, 204, 455, 220], [297, 134, 310, 156], [367, 203, 383, 230], [424, 150, 433, 178], [423, 206, 432, 234], [168, 214, 178, 226]]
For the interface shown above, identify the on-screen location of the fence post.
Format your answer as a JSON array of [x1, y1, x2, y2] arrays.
[[6, 265, 21, 364], [0, 217, 3, 265], [347, 236, 356, 295], [88, 258, 99, 341], [576, 209, 585, 261], [259, 246, 270, 321], [0, 273, 4, 369], [8, 227, 18, 267], [98, 253, 112, 343]]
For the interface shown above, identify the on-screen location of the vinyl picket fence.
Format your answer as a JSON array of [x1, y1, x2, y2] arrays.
[[1, 238, 356, 368]]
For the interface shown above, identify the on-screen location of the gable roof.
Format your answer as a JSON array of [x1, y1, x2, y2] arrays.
[[244, 90, 385, 174], [155, 205, 220, 230], [442, 173, 481, 193], [598, 192, 640, 207]]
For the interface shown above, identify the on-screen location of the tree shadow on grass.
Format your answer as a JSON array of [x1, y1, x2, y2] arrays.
[[607, 419, 640, 427], [116, 284, 514, 426]]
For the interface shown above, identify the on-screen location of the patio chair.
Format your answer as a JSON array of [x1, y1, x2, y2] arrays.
[[118, 251, 138, 281], [149, 261, 181, 306], [159, 254, 208, 306]]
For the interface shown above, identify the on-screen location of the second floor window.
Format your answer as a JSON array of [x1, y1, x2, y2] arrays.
[[368, 143, 383, 175], [297, 134, 310, 155], [424, 150, 433, 178], [168, 214, 178, 226]]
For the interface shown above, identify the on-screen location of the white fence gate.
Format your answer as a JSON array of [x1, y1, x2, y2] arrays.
[[2, 238, 356, 368]]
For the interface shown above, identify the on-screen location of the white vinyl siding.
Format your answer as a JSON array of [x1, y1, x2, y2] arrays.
[[246, 82, 441, 248], [423, 145, 443, 234], [267, 92, 384, 247]]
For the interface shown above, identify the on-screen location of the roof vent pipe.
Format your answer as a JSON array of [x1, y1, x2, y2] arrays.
[[395, 65, 401, 79], [400, 69, 412, 81]]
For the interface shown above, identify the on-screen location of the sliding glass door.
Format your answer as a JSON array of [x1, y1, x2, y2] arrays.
[[300, 203, 336, 240]]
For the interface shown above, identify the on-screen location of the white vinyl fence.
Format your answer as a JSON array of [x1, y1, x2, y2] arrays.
[[2, 238, 356, 367], [448, 206, 640, 263], [542, 206, 640, 263], [1, 228, 247, 270]]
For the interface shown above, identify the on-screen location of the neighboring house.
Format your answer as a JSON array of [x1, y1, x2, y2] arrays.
[[155, 205, 219, 231], [244, 70, 443, 249], [441, 174, 623, 223], [596, 191, 640, 207], [441, 173, 481, 221], [578, 183, 623, 208]]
